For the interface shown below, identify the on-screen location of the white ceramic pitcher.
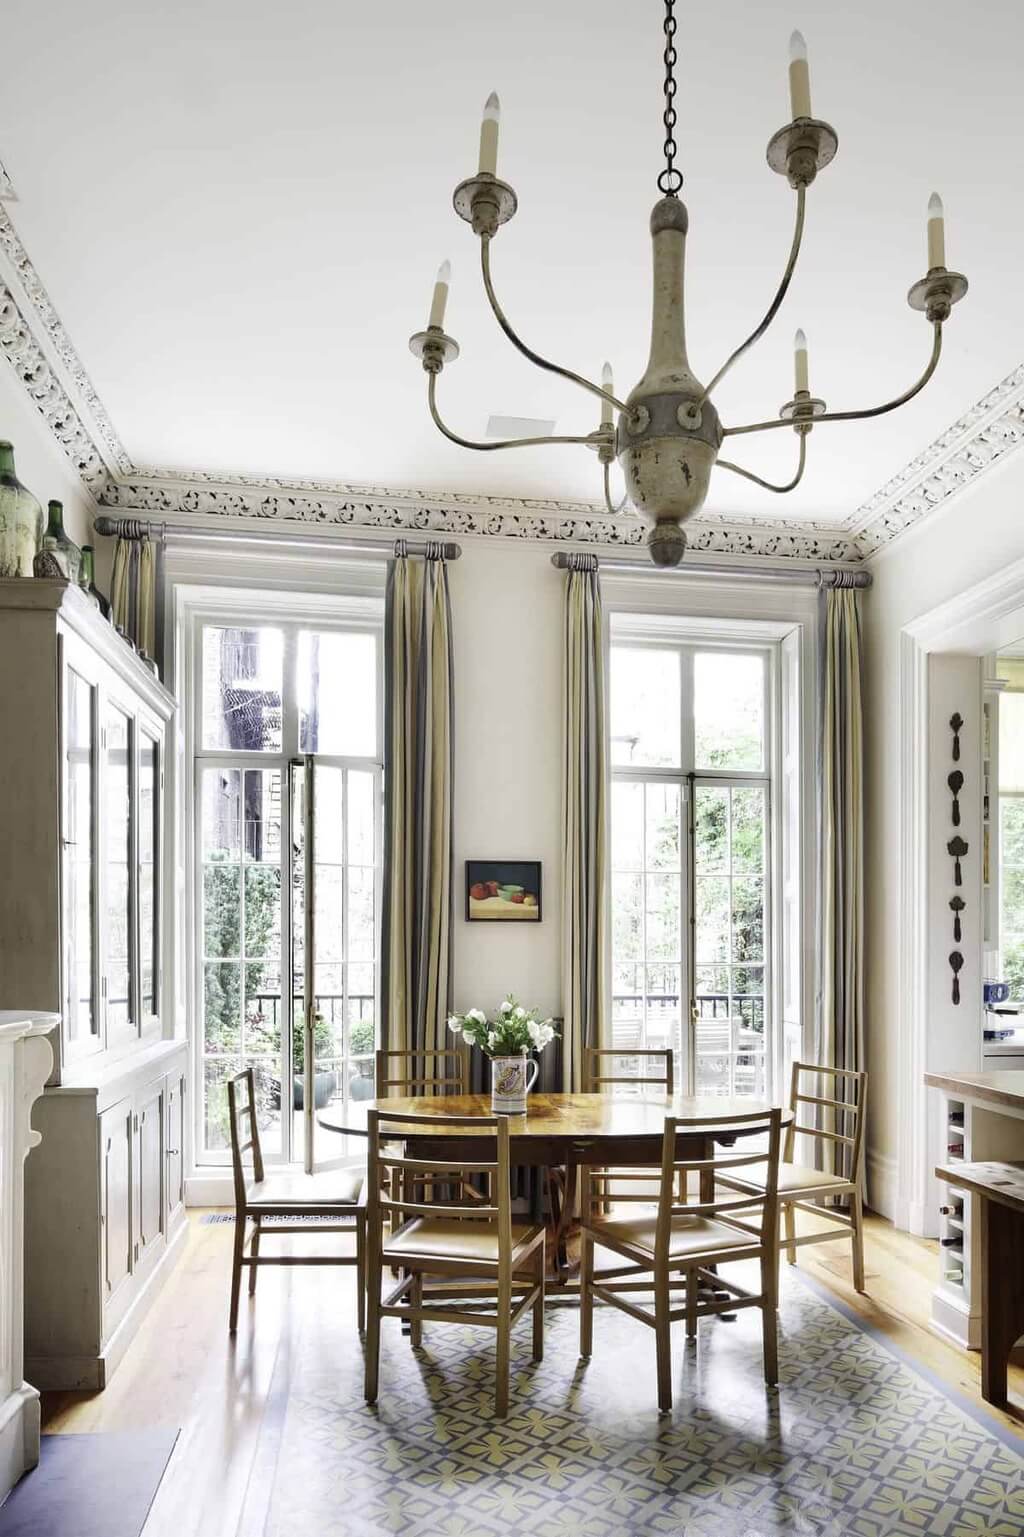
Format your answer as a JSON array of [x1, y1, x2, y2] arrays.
[[490, 1052, 539, 1114]]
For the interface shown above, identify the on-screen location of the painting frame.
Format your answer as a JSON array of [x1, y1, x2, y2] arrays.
[[465, 859, 542, 923]]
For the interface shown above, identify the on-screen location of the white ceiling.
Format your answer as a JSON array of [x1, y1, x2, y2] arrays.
[[1, 0, 1021, 524]]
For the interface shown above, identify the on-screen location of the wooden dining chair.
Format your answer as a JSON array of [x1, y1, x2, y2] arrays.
[[579, 1107, 782, 1412], [363, 1108, 546, 1417], [717, 1062, 868, 1292], [583, 1046, 674, 1095], [375, 1047, 467, 1097], [582, 1047, 676, 1210], [227, 1068, 367, 1333]]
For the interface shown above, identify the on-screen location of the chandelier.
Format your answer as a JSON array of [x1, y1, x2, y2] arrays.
[[409, 1, 968, 566]]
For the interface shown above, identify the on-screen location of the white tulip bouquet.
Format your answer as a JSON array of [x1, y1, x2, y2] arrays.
[[448, 996, 558, 1059]]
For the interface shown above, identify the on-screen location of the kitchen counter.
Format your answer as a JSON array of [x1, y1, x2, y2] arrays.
[[924, 1070, 1024, 1113]]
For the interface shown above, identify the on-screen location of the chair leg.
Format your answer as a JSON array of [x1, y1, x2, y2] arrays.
[[495, 1270, 512, 1418], [364, 1242, 382, 1405], [532, 1244, 545, 1363], [685, 1267, 698, 1340], [654, 1269, 672, 1414], [783, 1199, 797, 1266], [248, 1218, 261, 1296], [409, 1274, 423, 1349], [229, 1217, 246, 1333], [760, 1251, 779, 1387], [356, 1216, 366, 1335], [851, 1188, 866, 1294], [579, 1225, 594, 1359]]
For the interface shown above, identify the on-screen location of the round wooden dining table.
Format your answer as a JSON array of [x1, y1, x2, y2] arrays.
[[319, 1091, 792, 1285]]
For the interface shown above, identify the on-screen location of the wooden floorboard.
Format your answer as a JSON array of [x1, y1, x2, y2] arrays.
[[38, 1207, 1024, 1537]]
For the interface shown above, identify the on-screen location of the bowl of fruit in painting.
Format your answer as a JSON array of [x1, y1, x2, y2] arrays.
[[467, 869, 540, 920]]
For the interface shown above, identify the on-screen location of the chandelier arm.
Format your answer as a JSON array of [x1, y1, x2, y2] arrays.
[[480, 236, 632, 417], [697, 187, 807, 409], [603, 462, 630, 515], [717, 431, 807, 494], [426, 373, 593, 451], [723, 322, 943, 437]]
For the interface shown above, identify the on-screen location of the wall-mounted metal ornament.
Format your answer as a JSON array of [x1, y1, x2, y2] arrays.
[[949, 950, 963, 1005], [950, 712, 963, 761], [949, 894, 965, 943], [948, 835, 968, 885], [948, 769, 964, 826]]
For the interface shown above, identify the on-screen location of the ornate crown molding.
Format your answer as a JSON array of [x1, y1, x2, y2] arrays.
[[0, 189, 1021, 565], [98, 472, 862, 562], [0, 206, 131, 476], [850, 363, 1024, 558], [0, 279, 108, 489]]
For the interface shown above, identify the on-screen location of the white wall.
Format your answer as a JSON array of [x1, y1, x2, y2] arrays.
[[448, 540, 564, 1019], [0, 363, 97, 561], [862, 448, 1024, 1220]]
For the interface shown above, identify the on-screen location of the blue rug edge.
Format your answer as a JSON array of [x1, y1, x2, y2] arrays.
[[791, 1264, 1024, 1458], [1, 1426, 180, 1534]]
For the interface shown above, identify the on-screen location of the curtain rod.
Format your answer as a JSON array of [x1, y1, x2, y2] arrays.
[[549, 549, 871, 588], [92, 515, 461, 562]]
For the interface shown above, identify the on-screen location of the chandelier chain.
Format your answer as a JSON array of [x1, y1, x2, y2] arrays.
[[658, 0, 683, 196]]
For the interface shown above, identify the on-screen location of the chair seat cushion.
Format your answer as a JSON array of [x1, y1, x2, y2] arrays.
[[384, 1217, 542, 1265], [592, 1212, 756, 1261], [247, 1167, 364, 1212], [728, 1161, 852, 1195]]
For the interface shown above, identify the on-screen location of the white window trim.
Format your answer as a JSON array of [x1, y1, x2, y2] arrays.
[[609, 617, 778, 1095], [602, 574, 818, 1104], [164, 548, 387, 1202]]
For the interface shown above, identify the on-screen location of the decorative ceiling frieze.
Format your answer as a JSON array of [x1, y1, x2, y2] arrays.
[[849, 362, 1024, 558], [98, 473, 862, 561], [0, 193, 1020, 565]]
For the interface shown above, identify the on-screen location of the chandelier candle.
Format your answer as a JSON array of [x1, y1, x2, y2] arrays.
[[794, 329, 809, 394], [478, 92, 500, 176], [928, 192, 946, 270], [789, 31, 812, 119], [411, 3, 969, 566], [601, 363, 614, 426], [429, 260, 451, 329]]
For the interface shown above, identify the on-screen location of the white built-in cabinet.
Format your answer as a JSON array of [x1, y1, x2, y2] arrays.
[[0, 580, 186, 1390]]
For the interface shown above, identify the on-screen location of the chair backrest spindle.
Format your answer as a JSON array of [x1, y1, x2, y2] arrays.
[[375, 1048, 467, 1098], [583, 1047, 674, 1095], [227, 1067, 264, 1216], [787, 1061, 868, 1184]]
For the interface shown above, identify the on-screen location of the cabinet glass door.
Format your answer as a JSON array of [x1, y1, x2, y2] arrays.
[[64, 666, 98, 1047], [139, 729, 159, 1020], [105, 705, 134, 1036]]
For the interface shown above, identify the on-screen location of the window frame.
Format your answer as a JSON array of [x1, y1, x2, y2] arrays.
[[186, 594, 384, 1169], [608, 622, 780, 1096]]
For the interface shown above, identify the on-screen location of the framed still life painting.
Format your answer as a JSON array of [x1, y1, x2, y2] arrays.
[[465, 860, 542, 922]]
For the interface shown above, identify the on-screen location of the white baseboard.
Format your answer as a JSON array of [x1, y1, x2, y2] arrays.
[[0, 1384, 40, 1504], [185, 1172, 234, 1207], [866, 1146, 897, 1222]]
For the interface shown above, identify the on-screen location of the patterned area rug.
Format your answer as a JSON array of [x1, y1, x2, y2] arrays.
[[260, 1268, 1024, 1537]]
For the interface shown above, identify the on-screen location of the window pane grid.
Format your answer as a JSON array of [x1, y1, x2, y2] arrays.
[[197, 613, 383, 1165], [610, 636, 771, 1098]]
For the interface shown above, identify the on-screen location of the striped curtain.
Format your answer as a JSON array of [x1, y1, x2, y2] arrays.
[[561, 554, 608, 1091], [110, 535, 157, 659], [380, 541, 454, 1067], [820, 584, 865, 1174]]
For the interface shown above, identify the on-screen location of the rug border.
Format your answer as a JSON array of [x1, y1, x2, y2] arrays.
[[791, 1265, 1024, 1458]]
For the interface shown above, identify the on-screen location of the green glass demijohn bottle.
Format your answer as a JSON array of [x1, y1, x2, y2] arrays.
[[40, 499, 82, 584], [0, 440, 43, 578]]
